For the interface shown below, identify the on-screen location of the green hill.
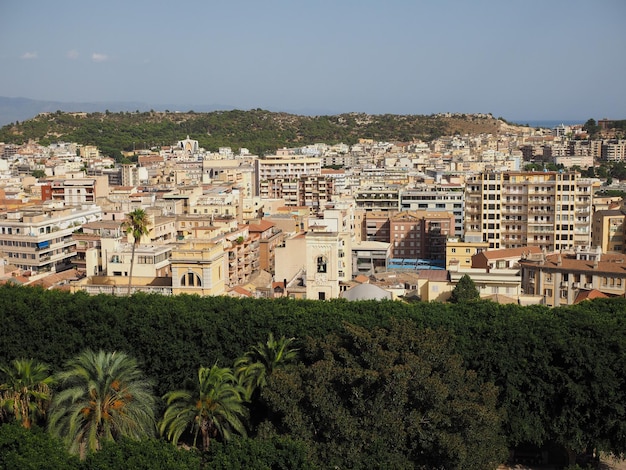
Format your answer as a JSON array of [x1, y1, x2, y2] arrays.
[[0, 109, 516, 160]]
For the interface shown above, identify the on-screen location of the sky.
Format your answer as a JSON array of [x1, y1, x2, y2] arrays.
[[1, 0, 625, 121]]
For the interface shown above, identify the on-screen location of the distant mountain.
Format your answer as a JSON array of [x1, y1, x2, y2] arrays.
[[0, 96, 240, 127]]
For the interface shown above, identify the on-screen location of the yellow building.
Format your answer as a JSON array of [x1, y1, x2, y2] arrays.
[[170, 240, 226, 296], [445, 238, 489, 270], [591, 210, 626, 253]]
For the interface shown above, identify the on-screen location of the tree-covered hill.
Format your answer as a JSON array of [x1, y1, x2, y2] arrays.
[[0, 109, 514, 159]]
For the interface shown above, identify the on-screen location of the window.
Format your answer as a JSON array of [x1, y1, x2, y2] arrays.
[[316, 256, 327, 273], [181, 272, 202, 287], [318, 292, 326, 300]]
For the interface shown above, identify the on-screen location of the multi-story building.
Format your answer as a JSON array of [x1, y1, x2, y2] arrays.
[[354, 185, 401, 212], [520, 247, 626, 306], [352, 240, 391, 276], [259, 175, 332, 210], [601, 140, 626, 162], [72, 220, 125, 276], [247, 220, 284, 275], [223, 225, 260, 288], [304, 227, 352, 300], [47, 176, 110, 205], [389, 211, 454, 261], [170, 240, 226, 296], [464, 171, 594, 251], [0, 204, 102, 274], [591, 210, 626, 253], [445, 238, 489, 270], [254, 154, 322, 196], [400, 183, 465, 237]]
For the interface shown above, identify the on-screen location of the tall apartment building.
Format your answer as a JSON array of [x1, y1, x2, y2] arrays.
[[260, 176, 333, 209], [0, 204, 102, 273], [601, 140, 626, 162], [254, 155, 321, 195], [464, 171, 594, 251], [400, 183, 465, 237]]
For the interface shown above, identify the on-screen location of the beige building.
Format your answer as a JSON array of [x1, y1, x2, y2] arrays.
[[274, 224, 352, 300], [464, 171, 594, 251], [445, 238, 489, 270], [247, 220, 284, 275], [170, 240, 225, 296], [520, 247, 626, 306], [0, 204, 102, 274], [591, 210, 625, 253], [304, 227, 352, 300]]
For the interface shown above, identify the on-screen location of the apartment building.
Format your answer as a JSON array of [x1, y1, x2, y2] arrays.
[[591, 210, 625, 253], [247, 219, 284, 275], [390, 211, 454, 262], [520, 247, 626, 306], [400, 183, 465, 237], [72, 219, 124, 275], [47, 176, 110, 205], [355, 185, 402, 212], [259, 175, 332, 210], [601, 140, 626, 162], [254, 154, 321, 195], [0, 204, 102, 274], [464, 171, 594, 251], [223, 225, 260, 288]]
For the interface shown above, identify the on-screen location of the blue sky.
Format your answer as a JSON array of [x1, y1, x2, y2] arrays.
[[1, 0, 625, 121]]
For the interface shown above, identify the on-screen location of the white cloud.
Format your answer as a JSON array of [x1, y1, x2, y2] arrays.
[[21, 52, 38, 59], [91, 53, 108, 62], [67, 50, 79, 59]]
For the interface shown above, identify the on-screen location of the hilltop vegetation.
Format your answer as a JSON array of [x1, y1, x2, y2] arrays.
[[0, 109, 510, 159]]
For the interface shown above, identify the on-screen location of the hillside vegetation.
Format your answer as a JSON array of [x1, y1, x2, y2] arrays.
[[0, 109, 516, 159]]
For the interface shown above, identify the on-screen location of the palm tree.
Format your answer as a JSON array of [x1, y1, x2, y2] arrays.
[[121, 208, 150, 296], [235, 333, 298, 400], [0, 358, 54, 428], [48, 350, 156, 459], [160, 365, 247, 451]]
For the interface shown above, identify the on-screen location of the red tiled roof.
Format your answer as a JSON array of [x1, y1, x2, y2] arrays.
[[574, 289, 609, 304]]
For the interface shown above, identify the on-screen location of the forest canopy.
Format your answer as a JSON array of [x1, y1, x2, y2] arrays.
[[0, 285, 625, 468]]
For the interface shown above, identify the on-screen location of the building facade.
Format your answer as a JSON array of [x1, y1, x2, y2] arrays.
[[464, 171, 594, 251]]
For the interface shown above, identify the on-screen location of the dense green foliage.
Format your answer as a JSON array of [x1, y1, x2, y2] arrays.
[[449, 274, 480, 303], [260, 321, 507, 469], [0, 423, 80, 469], [1, 285, 626, 467], [0, 110, 502, 159]]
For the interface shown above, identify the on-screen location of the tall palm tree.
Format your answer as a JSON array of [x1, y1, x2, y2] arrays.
[[160, 365, 247, 451], [121, 208, 150, 296], [0, 358, 54, 428], [235, 333, 298, 400], [48, 350, 156, 459]]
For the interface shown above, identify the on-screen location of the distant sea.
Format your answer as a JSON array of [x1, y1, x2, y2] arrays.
[[511, 119, 585, 129]]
